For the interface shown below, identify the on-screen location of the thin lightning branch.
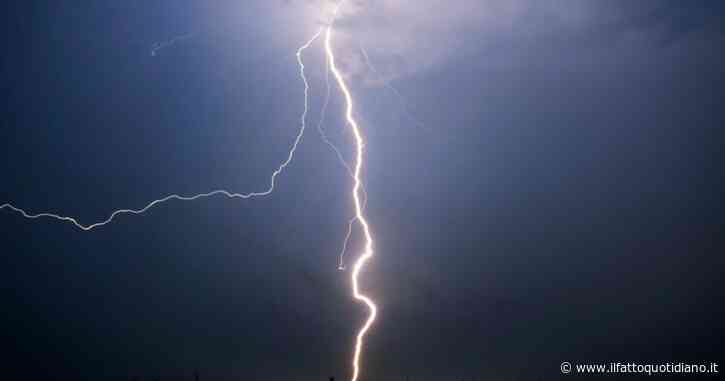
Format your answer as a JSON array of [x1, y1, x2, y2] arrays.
[[338, 181, 368, 271], [359, 43, 424, 129], [150, 32, 196, 56], [326, 2, 378, 380], [358, 43, 406, 101], [1, 30, 323, 231], [338, 186, 368, 271], [338, 216, 356, 271]]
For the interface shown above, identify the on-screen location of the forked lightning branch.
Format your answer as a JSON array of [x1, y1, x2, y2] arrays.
[[0, 1, 378, 380]]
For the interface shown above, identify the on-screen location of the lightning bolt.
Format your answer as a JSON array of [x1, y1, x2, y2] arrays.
[[325, 2, 378, 380], [0, 30, 322, 230], [359, 42, 425, 130], [2, 3, 380, 380]]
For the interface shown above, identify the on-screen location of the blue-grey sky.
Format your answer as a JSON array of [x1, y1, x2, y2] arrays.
[[1, 1, 723, 380]]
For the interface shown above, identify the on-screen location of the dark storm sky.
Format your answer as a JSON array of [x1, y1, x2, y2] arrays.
[[1, 1, 723, 380]]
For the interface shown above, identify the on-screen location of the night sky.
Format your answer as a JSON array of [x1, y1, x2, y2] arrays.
[[1, 1, 723, 380]]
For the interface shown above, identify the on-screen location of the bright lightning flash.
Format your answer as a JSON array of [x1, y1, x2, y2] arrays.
[[1, 3, 379, 381], [325, 2, 378, 380]]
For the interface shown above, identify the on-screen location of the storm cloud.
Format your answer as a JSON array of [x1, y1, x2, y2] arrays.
[[272, 0, 723, 86]]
